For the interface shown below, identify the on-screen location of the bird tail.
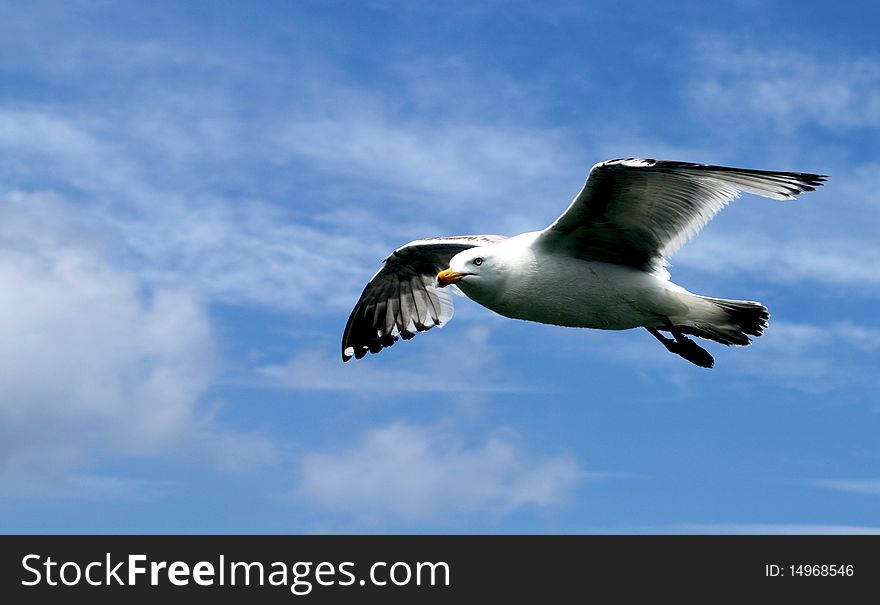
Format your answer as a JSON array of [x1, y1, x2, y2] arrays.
[[676, 297, 769, 346]]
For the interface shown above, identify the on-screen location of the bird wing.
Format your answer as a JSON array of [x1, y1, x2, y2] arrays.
[[535, 158, 826, 269], [342, 235, 506, 361]]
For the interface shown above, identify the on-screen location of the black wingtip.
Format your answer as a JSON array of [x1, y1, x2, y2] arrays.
[[608, 158, 829, 190]]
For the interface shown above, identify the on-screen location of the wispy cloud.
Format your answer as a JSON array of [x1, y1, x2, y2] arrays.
[[675, 230, 880, 294], [808, 479, 880, 496], [725, 321, 880, 393], [259, 323, 528, 394], [669, 523, 880, 535], [281, 108, 568, 205], [688, 37, 880, 133], [273, 57, 582, 239], [0, 105, 393, 312], [293, 421, 581, 525], [535, 317, 880, 395]]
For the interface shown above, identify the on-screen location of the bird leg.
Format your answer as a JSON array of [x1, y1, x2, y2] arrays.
[[646, 323, 715, 369]]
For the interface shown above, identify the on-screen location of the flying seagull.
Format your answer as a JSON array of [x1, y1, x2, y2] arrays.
[[342, 158, 826, 368]]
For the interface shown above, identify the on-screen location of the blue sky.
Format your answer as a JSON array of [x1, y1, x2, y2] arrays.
[[1, 0, 879, 534]]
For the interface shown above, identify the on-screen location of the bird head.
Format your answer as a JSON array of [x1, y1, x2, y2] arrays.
[[436, 248, 491, 288]]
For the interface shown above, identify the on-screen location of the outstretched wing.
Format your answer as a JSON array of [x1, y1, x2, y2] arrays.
[[536, 158, 826, 269], [342, 235, 506, 361]]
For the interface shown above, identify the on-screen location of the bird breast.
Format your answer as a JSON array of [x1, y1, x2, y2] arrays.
[[463, 252, 672, 330]]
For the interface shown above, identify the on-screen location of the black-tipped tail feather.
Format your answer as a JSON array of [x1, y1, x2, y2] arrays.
[[678, 298, 769, 346]]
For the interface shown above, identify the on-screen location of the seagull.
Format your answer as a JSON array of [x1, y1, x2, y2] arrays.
[[342, 158, 826, 368]]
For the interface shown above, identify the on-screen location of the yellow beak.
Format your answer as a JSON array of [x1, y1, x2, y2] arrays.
[[436, 268, 465, 288]]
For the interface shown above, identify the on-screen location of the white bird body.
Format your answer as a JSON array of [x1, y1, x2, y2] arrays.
[[341, 158, 826, 368], [450, 232, 704, 331]]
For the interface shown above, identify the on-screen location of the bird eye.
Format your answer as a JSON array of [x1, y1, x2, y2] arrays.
[[472, 257, 483, 266]]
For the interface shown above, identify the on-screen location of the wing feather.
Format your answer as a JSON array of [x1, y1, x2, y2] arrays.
[[537, 158, 826, 268], [341, 235, 505, 361]]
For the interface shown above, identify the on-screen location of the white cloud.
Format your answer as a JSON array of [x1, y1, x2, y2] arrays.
[[0, 192, 277, 498], [112, 195, 387, 312], [272, 60, 580, 234], [675, 230, 880, 292], [281, 111, 568, 204], [723, 321, 880, 393], [0, 108, 143, 197], [671, 523, 880, 535], [535, 316, 880, 395], [0, 104, 397, 313], [259, 322, 526, 394], [808, 479, 880, 496], [294, 422, 581, 524], [688, 38, 880, 132]]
